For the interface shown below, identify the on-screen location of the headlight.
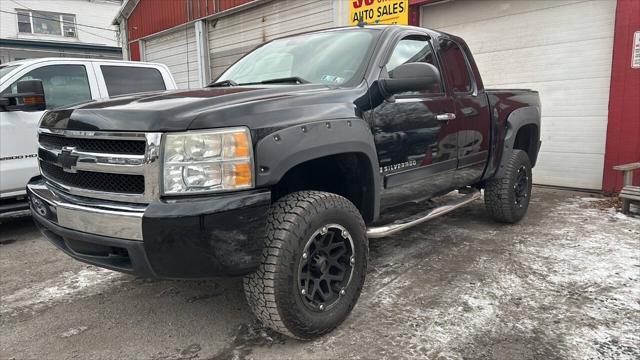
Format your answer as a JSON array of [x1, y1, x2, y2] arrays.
[[162, 127, 253, 194]]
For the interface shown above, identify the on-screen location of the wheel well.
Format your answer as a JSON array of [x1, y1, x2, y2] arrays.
[[271, 153, 376, 223], [514, 124, 539, 166]]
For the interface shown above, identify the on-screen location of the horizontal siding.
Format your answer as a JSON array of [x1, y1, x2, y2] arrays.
[[145, 28, 197, 59], [209, 45, 255, 78], [476, 39, 614, 85], [534, 152, 606, 190], [145, 26, 199, 89], [209, 1, 333, 49], [219, 0, 254, 12], [208, 0, 335, 78], [128, 0, 190, 42], [0, 0, 120, 47], [539, 117, 607, 154], [422, 0, 616, 189], [497, 78, 611, 118], [127, 0, 254, 41], [422, 0, 585, 30]]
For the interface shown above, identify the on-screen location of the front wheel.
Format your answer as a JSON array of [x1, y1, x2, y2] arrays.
[[243, 191, 368, 339], [484, 149, 533, 223]]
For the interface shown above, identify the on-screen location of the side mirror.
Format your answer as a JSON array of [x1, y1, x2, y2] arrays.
[[0, 79, 46, 112], [378, 62, 441, 97]]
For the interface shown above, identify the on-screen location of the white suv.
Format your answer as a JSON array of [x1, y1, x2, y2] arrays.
[[0, 58, 177, 216]]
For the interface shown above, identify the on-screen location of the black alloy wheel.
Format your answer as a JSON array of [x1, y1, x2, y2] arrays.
[[514, 165, 529, 208], [484, 149, 533, 223], [243, 191, 368, 339], [298, 224, 355, 312]]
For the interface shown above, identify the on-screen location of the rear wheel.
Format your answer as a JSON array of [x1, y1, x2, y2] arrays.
[[484, 149, 532, 223], [243, 191, 368, 339]]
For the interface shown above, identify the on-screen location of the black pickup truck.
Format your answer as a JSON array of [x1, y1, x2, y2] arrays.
[[27, 25, 540, 339]]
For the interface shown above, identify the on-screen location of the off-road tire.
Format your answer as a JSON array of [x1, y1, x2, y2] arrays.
[[243, 191, 368, 339], [484, 149, 533, 223]]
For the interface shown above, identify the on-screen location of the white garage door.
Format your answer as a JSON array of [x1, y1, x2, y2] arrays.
[[144, 26, 199, 89], [422, 0, 616, 189], [208, 0, 335, 78]]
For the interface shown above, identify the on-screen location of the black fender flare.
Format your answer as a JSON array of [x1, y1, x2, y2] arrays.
[[495, 106, 541, 178], [254, 118, 381, 221]]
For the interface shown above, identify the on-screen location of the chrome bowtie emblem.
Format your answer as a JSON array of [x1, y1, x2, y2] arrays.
[[58, 146, 79, 173]]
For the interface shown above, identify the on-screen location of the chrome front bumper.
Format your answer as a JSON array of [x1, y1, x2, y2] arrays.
[[28, 177, 272, 278], [27, 181, 145, 240]]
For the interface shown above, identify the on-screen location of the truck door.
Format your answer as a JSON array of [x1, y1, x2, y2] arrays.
[[438, 38, 491, 187], [373, 34, 459, 210], [0, 62, 99, 199]]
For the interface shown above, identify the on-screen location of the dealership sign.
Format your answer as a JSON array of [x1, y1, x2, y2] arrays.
[[350, 0, 409, 26]]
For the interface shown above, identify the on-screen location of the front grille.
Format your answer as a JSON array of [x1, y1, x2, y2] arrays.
[[39, 133, 146, 155], [38, 130, 160, 203], [40, 161, 145, 194]]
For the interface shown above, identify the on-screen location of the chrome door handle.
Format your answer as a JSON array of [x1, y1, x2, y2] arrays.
[[436, 113, 456, 121]]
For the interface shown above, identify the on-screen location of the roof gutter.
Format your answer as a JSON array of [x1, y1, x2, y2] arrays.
[[112, 0, 140, 25]]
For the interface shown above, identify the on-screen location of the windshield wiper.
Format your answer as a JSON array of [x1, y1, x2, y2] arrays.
[[207, 79, 238, 87], [261, 76, 310, 84], [239, 76, 311, 86]]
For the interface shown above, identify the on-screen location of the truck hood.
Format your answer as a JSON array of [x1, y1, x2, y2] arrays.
[[40, 85, 366, 133]]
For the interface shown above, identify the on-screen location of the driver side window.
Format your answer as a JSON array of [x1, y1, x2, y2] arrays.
[[386, 36, 443, 95], [5, 65, 91, 109]]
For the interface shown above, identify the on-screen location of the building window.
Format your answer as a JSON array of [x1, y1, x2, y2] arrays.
[[61, 15, 76, 37], [17, 11, 31, 33], [16, 10, 77, 38]]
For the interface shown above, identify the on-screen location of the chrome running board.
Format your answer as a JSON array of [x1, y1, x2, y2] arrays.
[[366, 190, 481, 238]]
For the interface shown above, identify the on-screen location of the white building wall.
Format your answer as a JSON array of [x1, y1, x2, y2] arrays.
[[421, 0, 617, 189], [0, 0, 120, 46]]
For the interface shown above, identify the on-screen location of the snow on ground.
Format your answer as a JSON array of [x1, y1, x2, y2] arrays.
[[1, 267, 125, 316], [1, 188, 639, 359], [295, 192, 640, 359]]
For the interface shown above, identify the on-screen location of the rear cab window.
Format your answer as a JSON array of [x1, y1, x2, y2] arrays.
[[438, 39, 474, 93], [100, 66, 166, 97]]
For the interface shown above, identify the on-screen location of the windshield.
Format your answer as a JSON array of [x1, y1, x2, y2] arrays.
[[0, 65, 19, 80], [216, 29, 378, 86]]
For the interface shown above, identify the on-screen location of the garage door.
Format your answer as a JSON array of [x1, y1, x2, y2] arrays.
[[208, 0, 335, 78], [422, 0, 617, 189], [144, 26, 199, 89]]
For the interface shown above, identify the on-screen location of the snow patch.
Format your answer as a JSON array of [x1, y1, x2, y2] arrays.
[[1, 267, 126, 315], [60, 326, 89, 338]]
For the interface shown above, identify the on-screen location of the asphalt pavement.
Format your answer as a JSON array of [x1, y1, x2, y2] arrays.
[[1, 187, 639, 359]]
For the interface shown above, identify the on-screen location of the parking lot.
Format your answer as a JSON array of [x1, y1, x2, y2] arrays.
[[1, 187, 639, 360]]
